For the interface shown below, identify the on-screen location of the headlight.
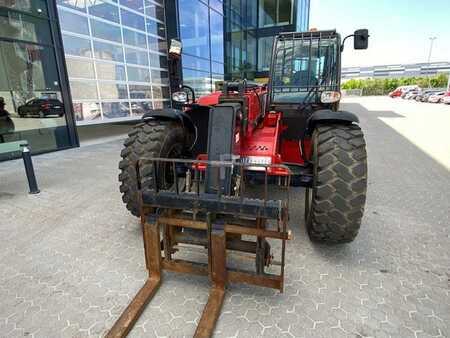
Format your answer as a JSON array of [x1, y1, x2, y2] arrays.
[[172, 91, 187, 103], [321, 91, 341, 103]]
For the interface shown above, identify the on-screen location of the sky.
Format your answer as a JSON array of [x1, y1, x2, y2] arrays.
[[309, 0, 450, 67]]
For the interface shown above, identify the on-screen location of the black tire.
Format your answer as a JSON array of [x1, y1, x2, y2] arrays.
[[305, 124, 367, 243], [119, 120, 186, 217]]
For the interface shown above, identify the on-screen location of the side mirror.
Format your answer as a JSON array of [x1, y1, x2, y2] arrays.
[[354, 29, 369, 50]]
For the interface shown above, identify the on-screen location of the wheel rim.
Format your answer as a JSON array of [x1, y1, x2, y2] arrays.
[[160, 143, 183, 190]]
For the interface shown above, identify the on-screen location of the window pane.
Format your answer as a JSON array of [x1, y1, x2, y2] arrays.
[[151, 70, 168, 85], [66, 58, 95, 79], [73, 102, 101, 121], [146, 18, 165, 38], [153, 100, 170, 109], [129, 84, 151, 99], [131, 101, 152, 115], [93, 41, 124, 62], [144, 2, 164, 21], [279, 0, 292, 24], [102, 102, 130, 118], [98, 82, 128, 99], [182, 54, 209, 71], [70, 81, 98, 100], [4, 0, 48, 16], [123, 28, 146, 47], [182, 68, 211, 96], [57, 0, 86, 12], [62, 34, 92, 57], [210, 9, 223, 63], [257, 36, 274, 71], [120, 0, 144, 12], [58, 10, 89, 35], [147, 36, 167, 53], [88, 1, 119, 23], [179, 0, 209, 59], [0, 9, 52, 44], [212, 61, 224, 75], [210, 0, 223, 14], [96, 62, 126, 81], [149, 53, 167, 68], [260, 0, 274, 27], [151, 85, 169, 99], [127, 66, 150, 82], [125, 48, 148, 66], [91, 19, 122, 42], [121, 9, 145, 30]]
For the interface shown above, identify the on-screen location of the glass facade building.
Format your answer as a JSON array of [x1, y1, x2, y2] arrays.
[[56, 0, 171, 124], [0, 0, 77, 158], [1, 0, 309, 158]]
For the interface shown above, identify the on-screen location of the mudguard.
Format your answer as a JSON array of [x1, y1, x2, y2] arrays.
[[142, 109, 197, 146], [307, 109, 359, 133]]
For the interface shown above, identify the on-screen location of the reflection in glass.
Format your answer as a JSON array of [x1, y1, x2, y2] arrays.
[[131, 101, 152, 115], [17, 98, 64, 118], [93, 41, 124, 62], [98, 82, 128, 100], [149, 53, 168, 68], [123, 28, 146, 47], [70, 81, 98, 100], [1, 0, 48, 15], [129, 85, 151, 99], [125, 48, 149, 66], [56, 0, 86, 12], [179, 0, 209, 59], [258, 36, 274, 71], [151, 86, 169, 100], [58, 9, 89, 35], [0, 9, 52, 44], [73, 102, 101, 121], [66, 58, 95, 79], [209, 0, 223, 14], [210, 9, 224, 63], [96, 62, 126, 81], [88, 0, 119, 23], [127, 66, 150, 82], [152, 100, 170, 109], [146, 19, 165, 38], [151, 70, 169, 85], [182, 68, 211, 96], [144, 2, 164, 21], [121, 9, 145, 30], [91, 19, 122, 43], [120, 0, 144, 12], [147, 36, 167, 53], [102, 102, 130, 118], [62, 34, 92, 57]]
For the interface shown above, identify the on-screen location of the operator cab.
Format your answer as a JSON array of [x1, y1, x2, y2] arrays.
[[269, 29, 368, 109]]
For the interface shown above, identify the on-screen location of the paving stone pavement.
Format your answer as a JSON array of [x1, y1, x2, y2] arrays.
[[0, 99, 449, 338]]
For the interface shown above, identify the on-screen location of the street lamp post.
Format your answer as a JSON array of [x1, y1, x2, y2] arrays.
[[427, 37, 437, 88]]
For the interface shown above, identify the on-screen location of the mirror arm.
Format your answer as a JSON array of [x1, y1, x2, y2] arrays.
[[340, 34, 354, 52]]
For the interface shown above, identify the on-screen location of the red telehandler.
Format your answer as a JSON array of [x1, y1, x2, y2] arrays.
[[110, 29, 369, 338]]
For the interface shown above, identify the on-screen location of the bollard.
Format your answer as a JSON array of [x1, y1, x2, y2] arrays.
[[21, 146, 40, 194]]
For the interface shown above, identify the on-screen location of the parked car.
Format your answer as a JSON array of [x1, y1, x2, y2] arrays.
[[18, 98, 64, 118], [427, 91, 446, 103], [401, 87, 420, 99], [404, 90, 420, 100], [389, 85, 418, 98], [420, 90, 441, 102], [441, 91, 450, 104]]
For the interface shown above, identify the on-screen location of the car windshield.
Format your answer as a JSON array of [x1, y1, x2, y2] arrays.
[[271, 36, 339, 104]]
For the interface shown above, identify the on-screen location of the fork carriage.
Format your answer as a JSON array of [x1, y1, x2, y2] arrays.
[[108, 158, 292, 338]]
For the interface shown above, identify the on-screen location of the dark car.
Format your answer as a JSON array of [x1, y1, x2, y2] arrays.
[[18, 98, 64, 118]]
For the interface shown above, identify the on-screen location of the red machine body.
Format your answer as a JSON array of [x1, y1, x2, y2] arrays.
[[195, 86, 311, 176]]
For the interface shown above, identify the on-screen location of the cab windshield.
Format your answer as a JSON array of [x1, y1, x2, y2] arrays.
[[271, 36, 339, 104]]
